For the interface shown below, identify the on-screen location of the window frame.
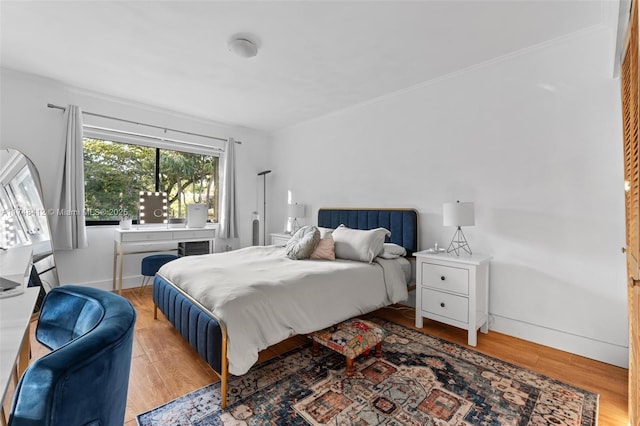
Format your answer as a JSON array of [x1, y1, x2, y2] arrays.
[[82, 130, 221, 227]]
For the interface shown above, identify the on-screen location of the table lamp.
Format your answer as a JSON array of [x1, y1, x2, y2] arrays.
[[287, 203, 306, 233], [443, 201, 474, 255]]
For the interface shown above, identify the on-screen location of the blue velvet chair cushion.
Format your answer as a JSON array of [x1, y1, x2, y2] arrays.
[[141, 254, 178, 277], [8, 285, 136, 426]]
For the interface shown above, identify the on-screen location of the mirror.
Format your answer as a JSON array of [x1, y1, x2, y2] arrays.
[[139, 191, 168, 224], [0, 149, 59, 307]]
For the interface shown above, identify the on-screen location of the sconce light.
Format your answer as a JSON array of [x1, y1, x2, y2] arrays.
[[139, 191, 168, 224], [443, 200, 475, 256]]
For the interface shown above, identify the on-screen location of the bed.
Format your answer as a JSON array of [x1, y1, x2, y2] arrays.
[[152, 208, 418, 408]]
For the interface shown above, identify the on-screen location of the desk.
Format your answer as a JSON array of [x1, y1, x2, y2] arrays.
[[0, 246, 33, 299], [0, 288, 39, 405], [1, 246, 39, 423], [113, 225, 217, 294]]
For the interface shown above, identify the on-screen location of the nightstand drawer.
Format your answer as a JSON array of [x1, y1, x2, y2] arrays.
[[421, 288, 469, 323], [421, 263, 469, 295]]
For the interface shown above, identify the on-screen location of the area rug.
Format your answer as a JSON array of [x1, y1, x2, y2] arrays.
[[136, 320, 598, 425]]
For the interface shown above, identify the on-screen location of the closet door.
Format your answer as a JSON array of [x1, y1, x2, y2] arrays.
[[621, 0, 640, 423]]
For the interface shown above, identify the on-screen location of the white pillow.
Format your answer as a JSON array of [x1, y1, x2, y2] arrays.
[[332, 224, 391, 263], [317, 227, 334, 239], [379, 243, 407, 259], [285, 226, 320, 260]]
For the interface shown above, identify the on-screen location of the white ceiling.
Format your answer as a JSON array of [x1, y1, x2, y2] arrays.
[[0, 1, 614, 132]]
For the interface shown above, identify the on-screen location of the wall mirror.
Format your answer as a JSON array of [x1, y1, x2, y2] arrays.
[[0, 149, 59, 308], [139, 191, 168, 224]]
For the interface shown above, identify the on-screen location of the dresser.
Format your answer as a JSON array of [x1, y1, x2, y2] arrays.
[[414, 251, 491, 346]]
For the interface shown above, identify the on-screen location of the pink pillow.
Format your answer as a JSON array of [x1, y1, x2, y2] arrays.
[[310, 237, 335, 260]]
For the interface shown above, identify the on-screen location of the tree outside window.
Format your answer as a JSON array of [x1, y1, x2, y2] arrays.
[[83, 138, 219, 224]]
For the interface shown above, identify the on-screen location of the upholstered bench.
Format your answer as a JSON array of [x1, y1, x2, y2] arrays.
[[309, 318, 386, 377]]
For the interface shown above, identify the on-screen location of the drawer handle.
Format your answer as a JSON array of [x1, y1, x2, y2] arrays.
[[440, 302, 445, 308], [440, 276, 446, 281]]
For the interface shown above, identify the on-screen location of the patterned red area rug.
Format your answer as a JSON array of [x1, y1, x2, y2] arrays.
[[136, 320, 598, 425]]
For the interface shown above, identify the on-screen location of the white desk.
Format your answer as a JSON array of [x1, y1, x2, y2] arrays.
[[0, 246, 33, 299], [113, 225, 217, 293], [1, 246, 39, 422], [0, 288, 39, 404]]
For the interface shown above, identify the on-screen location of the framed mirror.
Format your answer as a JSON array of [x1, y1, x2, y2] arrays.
[[0, 149, 60, 309], [139, 191, 168, 224]]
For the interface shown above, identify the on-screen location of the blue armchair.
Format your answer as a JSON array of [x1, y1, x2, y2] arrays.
[[8, 285, 136, 426]]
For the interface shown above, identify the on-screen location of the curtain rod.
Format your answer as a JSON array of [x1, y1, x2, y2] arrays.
[[47, 103, 242, 145], [83, 125, 224, 152]]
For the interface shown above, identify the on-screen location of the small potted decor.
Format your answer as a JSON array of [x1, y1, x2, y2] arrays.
[[119, 215, 132, 230]]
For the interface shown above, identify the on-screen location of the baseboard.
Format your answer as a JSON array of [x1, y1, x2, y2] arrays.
[[403, 290, 627, 368], [70, 275, 145, 293], [491, 314, 628, 368]]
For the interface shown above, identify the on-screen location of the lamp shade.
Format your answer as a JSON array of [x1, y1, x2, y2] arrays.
[[287, 203, 305, 218], [443, 201, 474, 227]]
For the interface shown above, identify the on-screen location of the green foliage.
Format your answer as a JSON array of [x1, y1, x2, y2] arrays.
[[83, 139, 219, 222], [84, 139, 154, 220]]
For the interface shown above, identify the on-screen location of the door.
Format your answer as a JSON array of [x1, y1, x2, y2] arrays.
[[621, 0, 640, 424]]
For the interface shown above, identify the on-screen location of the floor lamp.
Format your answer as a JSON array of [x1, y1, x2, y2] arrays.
[[257, 170, 271, 245]]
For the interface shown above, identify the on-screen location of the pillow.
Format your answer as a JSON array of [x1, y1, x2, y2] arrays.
[[310, 236, 336, 260], [317, 227, 334, 239], [379, 243, 407, 259], [285, 226, 320, 260], [332, 224, 391, 263]]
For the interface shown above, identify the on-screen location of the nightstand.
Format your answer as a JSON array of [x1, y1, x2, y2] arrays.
[[270, 233, 291, 246], [414, 251, 491, 346]]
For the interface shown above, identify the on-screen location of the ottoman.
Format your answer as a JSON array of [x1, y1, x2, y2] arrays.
[[309, 318, 386, 377]]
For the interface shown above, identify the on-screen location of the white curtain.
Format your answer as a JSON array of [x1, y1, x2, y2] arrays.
[[218, 137, 238, 239], [51, 105, 88, 250]]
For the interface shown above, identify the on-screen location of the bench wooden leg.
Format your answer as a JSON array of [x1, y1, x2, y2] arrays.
[[375, 342, 382, 358], [312, 340, 320, 357], [345, 357, 354, 377]]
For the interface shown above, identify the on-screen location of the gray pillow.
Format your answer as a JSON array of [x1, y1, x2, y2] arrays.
[[285, 226, 320, 260]]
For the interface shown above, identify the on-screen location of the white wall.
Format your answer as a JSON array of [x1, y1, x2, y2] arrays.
[[269, 28, 628, 367], [0, 68, 271, 290]]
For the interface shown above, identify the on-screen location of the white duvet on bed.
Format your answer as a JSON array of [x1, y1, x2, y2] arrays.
[[157, 245, 408, 375]]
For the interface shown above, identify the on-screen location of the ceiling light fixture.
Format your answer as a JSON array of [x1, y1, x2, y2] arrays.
[[228, 36, 258, 58]]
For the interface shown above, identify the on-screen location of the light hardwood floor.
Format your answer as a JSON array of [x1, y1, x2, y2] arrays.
[[14, 287, 630, 425]]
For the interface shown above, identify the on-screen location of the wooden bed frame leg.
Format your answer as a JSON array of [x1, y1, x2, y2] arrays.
[[220, 374, 227, 409], [153, 304, 158, 320], [220, 329, 229, 409]]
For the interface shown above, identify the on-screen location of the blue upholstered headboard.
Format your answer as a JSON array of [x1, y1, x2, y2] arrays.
[[317, 208, 418, 256]]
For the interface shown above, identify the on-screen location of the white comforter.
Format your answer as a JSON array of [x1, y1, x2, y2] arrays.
[[157, 245, 408, 375]]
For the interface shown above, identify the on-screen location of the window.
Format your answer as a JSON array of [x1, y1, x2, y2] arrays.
[[83, 138, 219, 225]]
